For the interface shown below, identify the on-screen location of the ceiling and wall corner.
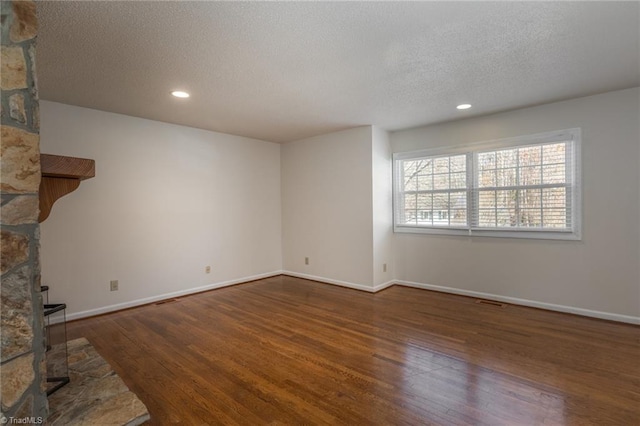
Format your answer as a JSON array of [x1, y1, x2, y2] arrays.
[[36, 1, 639, 143]]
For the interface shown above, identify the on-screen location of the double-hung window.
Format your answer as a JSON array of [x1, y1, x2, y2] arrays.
[[393, 129, 581, 240]]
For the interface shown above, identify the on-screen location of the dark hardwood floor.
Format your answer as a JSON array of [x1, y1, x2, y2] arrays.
[[64, 275, 640, 425]]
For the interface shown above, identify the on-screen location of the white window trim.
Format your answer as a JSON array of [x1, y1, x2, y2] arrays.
[[393, 128, 582, 240]]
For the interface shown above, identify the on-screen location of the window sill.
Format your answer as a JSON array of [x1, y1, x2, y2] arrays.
[[393, 225, 581, 241]]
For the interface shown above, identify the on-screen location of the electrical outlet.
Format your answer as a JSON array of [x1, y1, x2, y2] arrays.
[[383, 263, 387, 273], [205, 265, 211, 274], [305, 257, 309, 265], [110, 280, 119, 291]]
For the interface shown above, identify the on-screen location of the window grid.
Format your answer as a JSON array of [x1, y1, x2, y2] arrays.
[[393, 129, 580, 240], [400, 154, 468, 228], [469, 142, 570, 230]]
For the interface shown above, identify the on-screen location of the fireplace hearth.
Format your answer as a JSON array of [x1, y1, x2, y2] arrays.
[[46, 338, 149, 425]]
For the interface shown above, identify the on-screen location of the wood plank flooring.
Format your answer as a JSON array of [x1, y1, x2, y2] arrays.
[[64, 275, 640, 425]]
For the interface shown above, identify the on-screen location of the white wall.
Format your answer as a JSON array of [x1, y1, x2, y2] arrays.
[[39, 101, 282, 319], [40, 88, 639, 322], [391, 88, 640, 318], [281, 127, 375, 289], [372, 126, 393, 286]]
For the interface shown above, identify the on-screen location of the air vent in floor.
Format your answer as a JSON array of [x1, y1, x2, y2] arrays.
[[475, 299, 506, 308], [155, 298, 178, 305]]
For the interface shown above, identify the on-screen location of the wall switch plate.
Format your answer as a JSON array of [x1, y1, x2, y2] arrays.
[[383, 263, 387, 273], [110, 280, 119, 291], [305, 257, 309, 265]]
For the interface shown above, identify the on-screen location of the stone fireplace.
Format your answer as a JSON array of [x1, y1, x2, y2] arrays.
[[1, 0, 49, 420]]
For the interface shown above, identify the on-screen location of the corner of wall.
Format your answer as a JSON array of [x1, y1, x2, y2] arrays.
[[371, 126, 394, 286]]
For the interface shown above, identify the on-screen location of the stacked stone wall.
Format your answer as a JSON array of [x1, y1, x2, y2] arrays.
[[1, 0, 48, 420]]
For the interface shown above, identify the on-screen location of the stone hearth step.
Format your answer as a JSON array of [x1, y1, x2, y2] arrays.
[[47, 337, 149, 425]]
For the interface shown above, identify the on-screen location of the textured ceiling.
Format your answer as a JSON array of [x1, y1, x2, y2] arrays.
[[37, 1, 639, 143]]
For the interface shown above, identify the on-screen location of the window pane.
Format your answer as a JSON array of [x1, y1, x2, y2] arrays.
[[496, 208, 516, 227], [433, 173, 449, 190], [520, 209, 542, 227], [416, 159, 433, 175], [479, 209, 496, 227], [450, 172, 466, 189], [433, 193, 449, 211], [417, 210, 433, 225], [519, 166, 542, 185], [496, 148, 517, 168], [406, 159, 433, 176], [404, 170, 418, 191], [543, 143, 565, 164], [542, 188, 569, 229], [450, 191, 467, 209], [403, 160, 418, 175], [478, 190, 496, 209], [479, 170, 496, 188], [496, 190, 516, 209], [450, 155, 466, 173], [417, 193, 432, 210], [403, 194, 417, 224], [543, 188, 566, 208], [397, 154, 471, 230], [478, 152, 495, 170], [520, 189, 542, 209], [496, 167, 517, 187], [519, 145, 542, 167], [433, 213, 450, 226], [403, 159, 433, 191], [542, 163, 565, 184], [403, 161, 416, 187], [451, 209, 467, 226], [417, 174, 433, 191], [543, 209, 567, 228], [434, 157, 449, 174]]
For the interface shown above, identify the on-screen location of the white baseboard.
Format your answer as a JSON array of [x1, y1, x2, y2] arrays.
[[396, 280, 640, 325], [373, 280, 395, 292], [282, 272, 639, 324], [282, 270, 378, 293], [53, 270, 639, 326], [54, 270, 284, 323]]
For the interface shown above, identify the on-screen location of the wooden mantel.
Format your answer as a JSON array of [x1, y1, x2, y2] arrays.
[[39, 154, 95, 222]]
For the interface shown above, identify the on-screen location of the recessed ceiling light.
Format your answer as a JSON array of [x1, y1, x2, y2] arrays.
[[456, 104, 472, 110], [171, 91, 190, 98]]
